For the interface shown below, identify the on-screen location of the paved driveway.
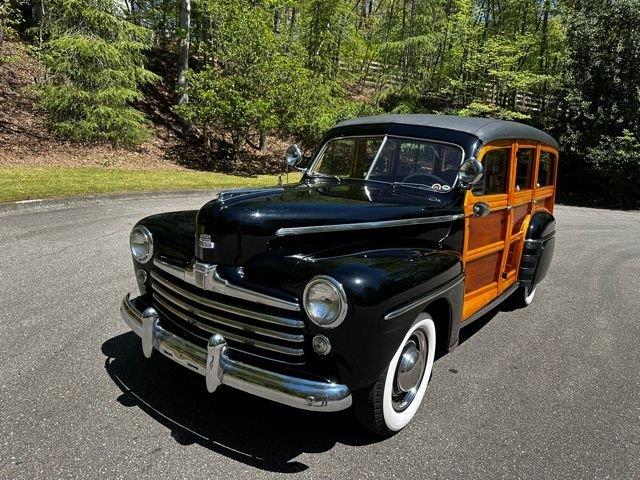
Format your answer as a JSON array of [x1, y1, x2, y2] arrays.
[[1, 194, 638, 479]]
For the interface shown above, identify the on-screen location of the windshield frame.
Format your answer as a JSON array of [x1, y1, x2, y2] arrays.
[[306, 134, 467, 192]]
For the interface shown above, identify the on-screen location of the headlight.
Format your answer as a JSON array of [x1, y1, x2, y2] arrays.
[[303, 276, 348, 327], [129, 225, 154, 263]]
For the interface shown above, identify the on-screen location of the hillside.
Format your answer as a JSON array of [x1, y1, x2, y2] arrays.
[[0, 40, 287, 175]]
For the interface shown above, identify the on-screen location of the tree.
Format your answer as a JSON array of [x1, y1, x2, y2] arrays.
[[177, 0, 190, 105], [174, 0, 370, 158], [558, 0, 640, 207], [36, 0, 159, 146], [0, 0, 26, 57]]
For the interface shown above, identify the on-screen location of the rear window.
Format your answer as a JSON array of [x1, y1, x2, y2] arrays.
[[537, 151, 556, 187]]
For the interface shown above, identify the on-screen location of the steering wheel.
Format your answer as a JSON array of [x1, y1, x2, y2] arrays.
[[401, 173, 448, 188]]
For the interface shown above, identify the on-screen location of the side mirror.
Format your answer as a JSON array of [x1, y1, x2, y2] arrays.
[[458, 158, 483, 189], [285, 144, 303, 168]]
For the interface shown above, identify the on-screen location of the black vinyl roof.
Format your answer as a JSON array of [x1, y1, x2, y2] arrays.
[[335, 114, 559, 149]]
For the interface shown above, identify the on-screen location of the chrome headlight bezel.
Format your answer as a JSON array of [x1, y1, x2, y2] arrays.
[[129, 225, 154, 264], [303, 276, 348, 328]]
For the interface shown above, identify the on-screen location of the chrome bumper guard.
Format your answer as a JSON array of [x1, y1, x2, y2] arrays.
[[120, 294, 352, 412]]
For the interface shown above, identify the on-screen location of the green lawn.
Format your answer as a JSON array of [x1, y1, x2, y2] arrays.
[[0, 167, 299, 203]]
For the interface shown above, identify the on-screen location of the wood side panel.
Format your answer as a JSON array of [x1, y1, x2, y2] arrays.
[[463, 287, 498, 320], [467, 213, 506, 251], [511, 204, 529, 234], [464, 251, 502, 294]]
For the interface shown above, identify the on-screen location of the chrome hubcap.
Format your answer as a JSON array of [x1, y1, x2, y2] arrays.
[[392, 330, 428, 412]]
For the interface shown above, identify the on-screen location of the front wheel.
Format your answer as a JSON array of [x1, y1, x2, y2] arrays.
[[353, 313, 436, 436]]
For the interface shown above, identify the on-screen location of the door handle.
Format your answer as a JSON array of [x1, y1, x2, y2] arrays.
[[473, 202, 491, 218]]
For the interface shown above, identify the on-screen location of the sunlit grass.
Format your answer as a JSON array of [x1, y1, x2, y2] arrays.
[[0, 167, 301, 203]]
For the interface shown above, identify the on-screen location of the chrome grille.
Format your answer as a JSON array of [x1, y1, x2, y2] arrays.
[[149, 270, 306, 365]]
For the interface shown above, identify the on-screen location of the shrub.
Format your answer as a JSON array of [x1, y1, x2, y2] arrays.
[[36, 0, 158, 146]]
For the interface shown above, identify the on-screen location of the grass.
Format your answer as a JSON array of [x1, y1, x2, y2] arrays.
[[0, 167, 300, 203]]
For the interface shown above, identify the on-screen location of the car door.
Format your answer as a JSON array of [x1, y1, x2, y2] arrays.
[[500, 142, 537, 292], [462, 142, 513, 320]]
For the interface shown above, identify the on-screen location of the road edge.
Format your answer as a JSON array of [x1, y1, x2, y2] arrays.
[[0, 189, 217, 214]]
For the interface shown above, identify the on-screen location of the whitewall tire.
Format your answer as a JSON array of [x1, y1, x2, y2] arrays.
[[353, 313, 436, 435], [510, 284, 537, 309], [524, 285, 537, 305]]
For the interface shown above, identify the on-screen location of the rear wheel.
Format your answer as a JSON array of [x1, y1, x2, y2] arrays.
[[353, 313, 436, 436], [510, 284, 537, 309]]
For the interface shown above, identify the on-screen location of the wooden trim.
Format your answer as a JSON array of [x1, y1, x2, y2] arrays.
[[466, 282, 499, 299], [466, 241, 505, 261]]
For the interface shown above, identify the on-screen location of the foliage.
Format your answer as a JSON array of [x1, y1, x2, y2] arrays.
[[457, 102, 530, 121], [0, 0, 27, 61], [369, 0, 566, 115], [7, 0, 640, 208], [558, 0, 640, 207], [36, 0, 159, 146], [174, 0, 374, 156]]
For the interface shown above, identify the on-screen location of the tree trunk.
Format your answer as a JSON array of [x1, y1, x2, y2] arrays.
[[177, 0, 191, 105], [274, 8, 282, 33], [32, 0, 46, 49], [289, 7, 297, 43], [260, 131, 268, 153]]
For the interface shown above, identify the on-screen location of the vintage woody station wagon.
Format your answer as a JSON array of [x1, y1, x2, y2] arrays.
[[120, 114, 558, 435]]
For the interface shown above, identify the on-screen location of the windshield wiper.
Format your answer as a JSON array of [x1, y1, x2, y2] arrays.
[[392, 182, 441, 193], [307, 173, 342, 183]]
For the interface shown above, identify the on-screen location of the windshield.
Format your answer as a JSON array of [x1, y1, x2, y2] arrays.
[[309, 136, 464, 192]]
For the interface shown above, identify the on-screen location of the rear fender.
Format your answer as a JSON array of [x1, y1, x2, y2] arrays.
[[519, 210, 556, 287]]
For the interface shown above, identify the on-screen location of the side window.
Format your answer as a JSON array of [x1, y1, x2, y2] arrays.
[[474, 148, 511, 196], [537, 151, 556, 187], [353, 138, 383, 178], [515, 148, 535, 191], [316, 139, 353, 176]]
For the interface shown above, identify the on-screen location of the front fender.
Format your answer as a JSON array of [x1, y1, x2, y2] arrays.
[[135, 210, 198, 265], [288, 247, 463, 390]]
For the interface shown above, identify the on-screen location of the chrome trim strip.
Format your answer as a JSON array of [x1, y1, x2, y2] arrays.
[[121, 294, 352, 412], [150, 271, 304, 328], [151, 303, 305, 366], [153, 284, 304, 342], [153, 258, 301, 312], [153, 296, 305, 356], [218, 187, 284, 203], [275, 214, 465, 237], [384, 274, 465, 321], [364, 135, 388, 178]]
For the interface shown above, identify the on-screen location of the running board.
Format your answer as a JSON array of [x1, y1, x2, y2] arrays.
[[463, 283, 520, 326]]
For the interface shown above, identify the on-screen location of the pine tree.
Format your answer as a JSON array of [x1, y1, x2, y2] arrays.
[[37, 0, 159, 146]]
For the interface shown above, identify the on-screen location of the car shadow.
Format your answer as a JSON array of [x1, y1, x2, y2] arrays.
[[101, 332, 380, 473], [458, 299, 516, 345]]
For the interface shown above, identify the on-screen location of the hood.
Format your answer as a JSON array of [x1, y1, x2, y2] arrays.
[[196, 180, 463, 266]]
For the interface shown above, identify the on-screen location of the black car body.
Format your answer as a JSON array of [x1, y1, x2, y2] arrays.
[[121, 114, 558, 435]]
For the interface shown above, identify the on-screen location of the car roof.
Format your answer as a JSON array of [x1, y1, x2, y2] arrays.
[[335, 114, 559, 149]]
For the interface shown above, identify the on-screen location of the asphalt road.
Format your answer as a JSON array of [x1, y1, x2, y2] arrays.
[[1, 193, 639, 480]]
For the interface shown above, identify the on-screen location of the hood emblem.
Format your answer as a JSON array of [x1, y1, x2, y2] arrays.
[[199, 234, 215, 249], [193, 262, 216, 290]]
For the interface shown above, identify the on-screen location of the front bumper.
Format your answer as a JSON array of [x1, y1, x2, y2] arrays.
[[120, 294, 352, 412]]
